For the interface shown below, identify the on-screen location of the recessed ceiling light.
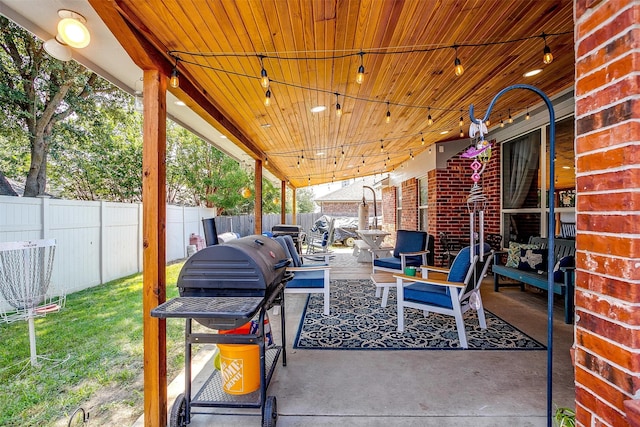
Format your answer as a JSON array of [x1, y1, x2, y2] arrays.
[[523, 69, 542, 77], [439, 130, 450, 135], [174, 100, 186, 106], [261, 123, 271, 128], [316, 152, 325, 156], [310, 105, 326, 113], [562, 166, 571, 169], [219, 135, 227, 139]]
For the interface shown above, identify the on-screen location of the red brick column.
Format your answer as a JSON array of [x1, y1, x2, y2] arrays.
[[401, 178, 418, 229], [575, 1, 640, 425], [381, 186, 397, 235]]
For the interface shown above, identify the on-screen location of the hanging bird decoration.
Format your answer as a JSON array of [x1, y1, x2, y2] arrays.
[[461, 120, 491, 262]]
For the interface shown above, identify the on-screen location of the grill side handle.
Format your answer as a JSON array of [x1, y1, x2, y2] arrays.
[[274, 259, 291, 270]]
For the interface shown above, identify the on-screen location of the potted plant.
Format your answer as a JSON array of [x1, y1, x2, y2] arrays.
[[554, 407, 576, 427]]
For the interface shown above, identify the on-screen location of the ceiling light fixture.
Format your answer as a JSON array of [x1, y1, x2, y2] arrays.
[[459, 110, 464, 127], [385, 101, 391, 124], [356, 52, 365, 84], [525, 106, 531, 120], [335, 93, 342, 117], [453, 45, 464, 77], [523, 68, 542, 77], [440, 130, 449, 135], [508, 109, 513, 123], [542, 33, 554, 64], [428, 107, 433, 126], [43, 37, 72, 61], [56, 10, 90, 48], [310, 105, 326, 113]]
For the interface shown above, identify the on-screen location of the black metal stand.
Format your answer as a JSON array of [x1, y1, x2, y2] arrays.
[[151, 286, 286, 427]]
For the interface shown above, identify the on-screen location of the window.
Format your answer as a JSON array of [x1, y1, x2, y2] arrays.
[[500, 116, 575, 243], [418, 176, 428, 231]]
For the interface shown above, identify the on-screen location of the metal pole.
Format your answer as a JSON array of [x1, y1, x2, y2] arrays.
[[470, 84, 556, 426]]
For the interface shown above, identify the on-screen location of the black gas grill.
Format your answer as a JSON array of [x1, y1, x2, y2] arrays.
[[152, 235, 291, 425], [177, 235, 291, 329]]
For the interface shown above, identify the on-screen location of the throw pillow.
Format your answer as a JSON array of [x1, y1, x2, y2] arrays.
[[506, 242, 540, 268], [518, 248, 547, 272], [553, 255, 575, 282]]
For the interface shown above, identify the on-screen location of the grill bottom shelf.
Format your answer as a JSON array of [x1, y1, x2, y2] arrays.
[[191, 346, 281, 409]]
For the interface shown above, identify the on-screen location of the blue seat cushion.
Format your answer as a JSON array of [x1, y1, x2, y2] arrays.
[[403, 282, 452, 309], [286, 270, 325, 289], [374, 256, 422, 270]]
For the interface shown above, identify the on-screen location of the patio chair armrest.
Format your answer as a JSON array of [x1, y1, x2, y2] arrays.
[[399, 250, 430, 256], [419, 265, 450, 275], [493, 250, 508, 266], [393, 274, 465, 289]]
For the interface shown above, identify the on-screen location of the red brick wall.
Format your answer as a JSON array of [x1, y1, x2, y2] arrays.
[[575, 1, 640, 425], [320, 201, 382, 217], [401, 178, 418, 229], [429, 143, 501, 265], [381, 186, 397, 234]]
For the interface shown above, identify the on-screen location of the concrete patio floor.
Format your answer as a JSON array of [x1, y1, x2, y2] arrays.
[[137, 247, 575, 426]]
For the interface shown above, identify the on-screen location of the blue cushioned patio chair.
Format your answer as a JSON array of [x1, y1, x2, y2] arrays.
[[372, 230, 432, 275], [274, 235, 331, 315], [396, 243, 493, 349]]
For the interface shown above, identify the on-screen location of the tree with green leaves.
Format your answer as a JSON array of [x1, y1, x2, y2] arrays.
[[0, 16, 118, 197], [166, 122, 254, 213], [296, 187, 317, 213]]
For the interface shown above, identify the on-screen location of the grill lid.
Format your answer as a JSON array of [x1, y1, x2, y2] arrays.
[[177, 235, 289, 298]]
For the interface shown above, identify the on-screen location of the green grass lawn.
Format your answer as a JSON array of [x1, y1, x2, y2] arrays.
[[0, 262, 190, 426]]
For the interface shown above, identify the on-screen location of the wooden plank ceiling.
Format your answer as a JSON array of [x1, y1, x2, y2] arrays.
[[99, 0, 574, 188]]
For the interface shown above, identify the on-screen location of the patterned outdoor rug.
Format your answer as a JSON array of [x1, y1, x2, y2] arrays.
[[294, 278, 546, 350]]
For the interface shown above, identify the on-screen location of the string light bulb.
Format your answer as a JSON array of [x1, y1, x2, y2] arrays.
[[169, 59, 180, 89], [459, 128, 464, 138], [260, 67, 269, 89], [380, 140, 384, 152], [356, 52, 365, 84], [428, 107, 433, 126], [265, 156, 269, 165], [264, 89, 271, 107], [459, 110, 464, 127], [525, 106, 530, 120], [410, 150, 414, 160], [500, 115, 505, 128], [341, 146, 345, 158], [542, 33, 554, 64], [385, 102, 391, 124], [421, 134, 425, 145], [335, 93, 342, 117], [453, 46, 464, 77], [259, 56, 270, 88], [508, 109, 513, 123]]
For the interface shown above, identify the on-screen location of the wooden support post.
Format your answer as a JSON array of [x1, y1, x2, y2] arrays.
[[254, 159, 263, 235], [280, 180, 287, 224], [142, 69, 167, 427], [292, 188, 297, 224]]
